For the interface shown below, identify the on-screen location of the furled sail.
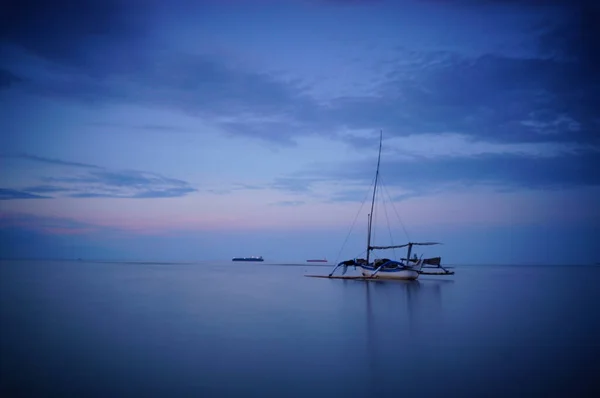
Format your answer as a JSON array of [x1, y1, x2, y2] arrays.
[[370, 242, 442, 250], [370, 244, 410, 250]]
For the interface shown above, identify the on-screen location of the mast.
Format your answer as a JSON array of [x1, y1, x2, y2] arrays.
[[366, 130, 383, 265], [366, 213, 371, 261]]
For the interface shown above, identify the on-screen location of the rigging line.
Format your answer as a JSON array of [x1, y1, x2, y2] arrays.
[[380, 178, 396, 260], [379, 174, 410, 242], [333, 174, 376, 265], [372, 176, 383, 257], [354, 249, 367, 259]]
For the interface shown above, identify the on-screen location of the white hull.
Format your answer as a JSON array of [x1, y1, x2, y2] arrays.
[[357, 266, 419, 281]]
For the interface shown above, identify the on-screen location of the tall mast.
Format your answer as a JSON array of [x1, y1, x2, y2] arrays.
[[366, 130, 383, 265]]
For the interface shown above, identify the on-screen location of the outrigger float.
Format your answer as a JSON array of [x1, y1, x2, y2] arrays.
[[306, 130, 454, 282]]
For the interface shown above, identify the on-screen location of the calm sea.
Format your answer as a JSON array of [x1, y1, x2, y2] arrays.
[[1, 260, 599, 397]]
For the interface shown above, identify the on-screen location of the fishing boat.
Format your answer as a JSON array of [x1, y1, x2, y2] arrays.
[[322, 130, 451, 281], [232, 256, 264, 262]]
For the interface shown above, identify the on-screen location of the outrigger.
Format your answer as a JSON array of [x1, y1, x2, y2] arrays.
[[306, 130, 453, 281]]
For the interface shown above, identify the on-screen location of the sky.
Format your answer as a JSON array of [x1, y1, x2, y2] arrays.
[[0, 0, 598, 264]]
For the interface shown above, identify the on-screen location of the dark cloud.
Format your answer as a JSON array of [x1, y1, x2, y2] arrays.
[[379, 152, 600, 191], [43, 170, 196, 198], [232, 183, 265, 191], [86, 122, 191, 134], [2, 153, 102, 169], [57, 170, 190, 188], [326, 32, 599, 144], [66, 192, 119, 198], [22, 185, 73, 193], [0, 0, 140, 69], [319, 0, 383, 4], [219, 121, 300, 146], [2, 49, 316, 143], [0, 68, 23, 89], [0, 0, 597, 151], [127, 54, 310, 116], [204, 183, 269, 195], [419, 0, 574, 6], [271, 149, 600, 201], [66, 187, 196, 198], [5, 155, 197, 199], [538, 3, 599, 79], [0, 188, 51, 200], [131, 187, 197, 198], [6, 44, 596, 148]]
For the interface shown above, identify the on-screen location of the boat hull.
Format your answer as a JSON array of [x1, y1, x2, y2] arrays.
[[357, 265, 419, 280], [232, 258, 264, 262]]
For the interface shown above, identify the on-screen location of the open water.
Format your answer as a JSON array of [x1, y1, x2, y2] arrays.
[[1, 260, 599, 397]]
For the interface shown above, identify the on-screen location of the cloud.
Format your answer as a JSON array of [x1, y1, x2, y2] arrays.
[[326, 51, 598, 146], [203, 182, 269, 195], [232, 183, 265, 191], [3, 153, 102, 169], [420, 0, 572, 5], [270, 200, 305, 206], [0, 188, 50, 200], [382, 133, 597, 159], [269, 177, 323, 194], [0, 0, 140, 69], [6, 43, 596, 149], [131, 187, 197, 198], [21, 185, 73, 194], [2, 48, 317, 144], [88, 122, 191, 134], [0, 68, 23, 89], [218, 120, 300, 146], [43, 170, 197, 199], [3, 155, 197, 200], [401, 1, 599, 146], [268, 143, 600, 202], [319, 0, 383, 4], [48, 169, 189, 188], [0, 0, 597, 152], [326, 189, 373, 203]]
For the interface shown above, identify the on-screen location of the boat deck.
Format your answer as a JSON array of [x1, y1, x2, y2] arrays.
[[305, 270, 454, 280], [305, 275, 417, 281], [306, 275, 368, 280]]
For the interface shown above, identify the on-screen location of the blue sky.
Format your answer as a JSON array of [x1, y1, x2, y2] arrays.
[[1, 0, 598, 264]]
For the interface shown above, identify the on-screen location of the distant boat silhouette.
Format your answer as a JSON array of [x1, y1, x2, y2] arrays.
[[306, 258, 327, 263], [232, 256, 264, 262]]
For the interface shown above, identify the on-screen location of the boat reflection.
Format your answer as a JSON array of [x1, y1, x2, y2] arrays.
[[364, 278, 454, 391], [364, 279, 453, 336]]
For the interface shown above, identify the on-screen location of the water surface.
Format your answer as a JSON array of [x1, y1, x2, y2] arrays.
[[1, 260, 599, 397]]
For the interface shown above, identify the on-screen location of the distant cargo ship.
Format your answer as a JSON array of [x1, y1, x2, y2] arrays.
[[306, 259, 327, 263], [232, 256, 264, 262]]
